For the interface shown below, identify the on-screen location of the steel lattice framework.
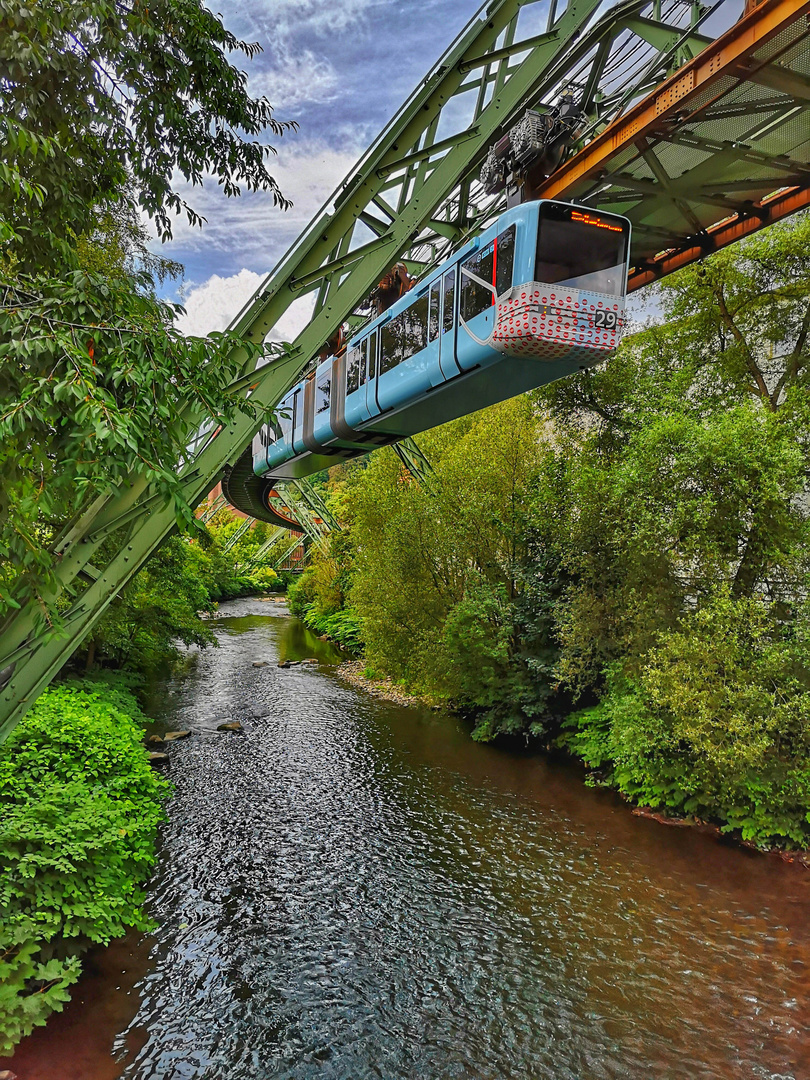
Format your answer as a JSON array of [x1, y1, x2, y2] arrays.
[[1, 0, 808, 741]]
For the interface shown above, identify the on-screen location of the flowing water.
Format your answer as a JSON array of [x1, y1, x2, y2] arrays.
[[4, 598, 810, 1080]]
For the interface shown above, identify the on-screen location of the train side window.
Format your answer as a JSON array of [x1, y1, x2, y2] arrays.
[[367, 331, 378, 380], [316, 375, 330, 413], [292, 389, 302, 435], [403, 292, 428, 360], [346, 346, 361, 394], [442, 268, 455, 334], [428, 280, 441, 342], [495, 225, 516, 295], [380, 317, 403, 374], [461, 240, 495, 321]]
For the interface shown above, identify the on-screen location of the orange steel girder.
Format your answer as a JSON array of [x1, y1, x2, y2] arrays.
[[536, 0, 810, 290]]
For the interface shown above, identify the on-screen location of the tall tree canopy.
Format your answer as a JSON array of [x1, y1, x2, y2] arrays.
[[0, 0, 294, 616], [0, 0, 294, 272]]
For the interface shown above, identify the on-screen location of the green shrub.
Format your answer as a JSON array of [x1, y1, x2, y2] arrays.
[[90, 535, 216, 672], [287, 535, 362, 651], [559, 593, 810, 848], [246, 565, 280, 592], [301, 605, 363, 652], [0, 679, 169, 1053]]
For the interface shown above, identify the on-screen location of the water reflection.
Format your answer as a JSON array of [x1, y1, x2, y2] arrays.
[[6, 598, 810, 1080]]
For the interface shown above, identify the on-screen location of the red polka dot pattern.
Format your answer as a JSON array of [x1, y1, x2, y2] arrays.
[[491, 282, 625, 363]]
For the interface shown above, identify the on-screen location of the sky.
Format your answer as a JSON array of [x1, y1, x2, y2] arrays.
[[166, 0, 484, 337]]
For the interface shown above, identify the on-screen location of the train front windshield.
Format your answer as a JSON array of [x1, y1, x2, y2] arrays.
[[535, 203, 629, 296]]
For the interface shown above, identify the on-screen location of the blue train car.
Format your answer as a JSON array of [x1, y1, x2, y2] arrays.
[[224, 200, 630, 523]]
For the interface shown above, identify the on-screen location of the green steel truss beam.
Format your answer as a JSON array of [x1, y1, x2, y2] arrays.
[[0, 0, 742, 741], [198, 492, 228, 525], [286, 481, 339, 534], [392, 437, 435, 491], [221, 517, 254, 556], [272, 535, 307, 573], [240, 527, 286, 573]]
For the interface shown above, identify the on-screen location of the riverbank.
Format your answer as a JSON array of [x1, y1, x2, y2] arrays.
[[338, 657, 810, 863], [336, 659, 440, 709]]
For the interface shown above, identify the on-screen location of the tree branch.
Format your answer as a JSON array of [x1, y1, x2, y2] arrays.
[[714, 284, 774, 409]]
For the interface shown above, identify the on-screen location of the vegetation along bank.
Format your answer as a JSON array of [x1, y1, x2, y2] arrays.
[[0, 509, 289, 1053], [289, 215, 810, 854]]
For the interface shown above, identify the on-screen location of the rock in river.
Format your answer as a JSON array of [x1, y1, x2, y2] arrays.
[[253, 661, 269, 668], [147, 734, 165, 744], [163, 730, 192, 741], [217, 721, 243, 733], [148, 752, 170, 767]]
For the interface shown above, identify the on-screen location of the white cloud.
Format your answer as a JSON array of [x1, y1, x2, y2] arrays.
[[161, 138, 365, 271], [227, 0, 383, 41], [249, 48, 340, 109], [176, 270, 315, 341], [176, 270, 263, 336]]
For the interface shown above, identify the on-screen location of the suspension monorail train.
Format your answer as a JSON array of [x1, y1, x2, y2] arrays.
[[223, 199, 631, 524]]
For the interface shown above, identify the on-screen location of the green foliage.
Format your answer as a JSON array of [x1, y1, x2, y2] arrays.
[[559, 592, 810, 848], [0, 0, 294, 622], [0, 0, 294, 273], [344, 397, 564, 730], [0, 271, 276, 621], [446, 571, 562, 743], [0, 678, 169, 1051], [287, 524, 363, 652], [201, 512, 282, 601], [0, 922, 81, 1056], [295, 602, 364, 652], [248, 565, 282, 593], [539, 215, 810, 695], [85, 514, 281, 675], [88, 535, 216, 673]]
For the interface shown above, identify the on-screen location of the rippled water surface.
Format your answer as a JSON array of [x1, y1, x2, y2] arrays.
[[6, 599, 810, 1080]]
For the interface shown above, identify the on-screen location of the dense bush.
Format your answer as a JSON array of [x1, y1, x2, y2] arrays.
[[287, 528, 362, 652], [559, 592, 810, 847], [84, 516, 280, 675], [0, 679, 170, 1052], [345, 397, 564, 733]]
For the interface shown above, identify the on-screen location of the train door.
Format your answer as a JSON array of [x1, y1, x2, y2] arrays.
[[426, 278, 442, 387], [438, 266, 461, 379], [365, 330, 380, 415], [291, 387, 304, 455]]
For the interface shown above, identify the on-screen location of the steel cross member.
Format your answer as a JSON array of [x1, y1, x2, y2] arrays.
[[0, 0, 735, 741]]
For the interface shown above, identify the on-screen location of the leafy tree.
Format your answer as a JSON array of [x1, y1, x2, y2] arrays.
[[345, 397, 564, 731], [0, 271, 275, 618], [539, 215, 810, 845], [538, 214, 810, 694], [0, 0, 294, 620], [86, 535, 217, 673], [560, 591, 810, 847], [0, 0, 294, 272]]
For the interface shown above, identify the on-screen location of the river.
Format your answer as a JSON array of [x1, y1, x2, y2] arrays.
[[4, 598, 809, 1080]]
